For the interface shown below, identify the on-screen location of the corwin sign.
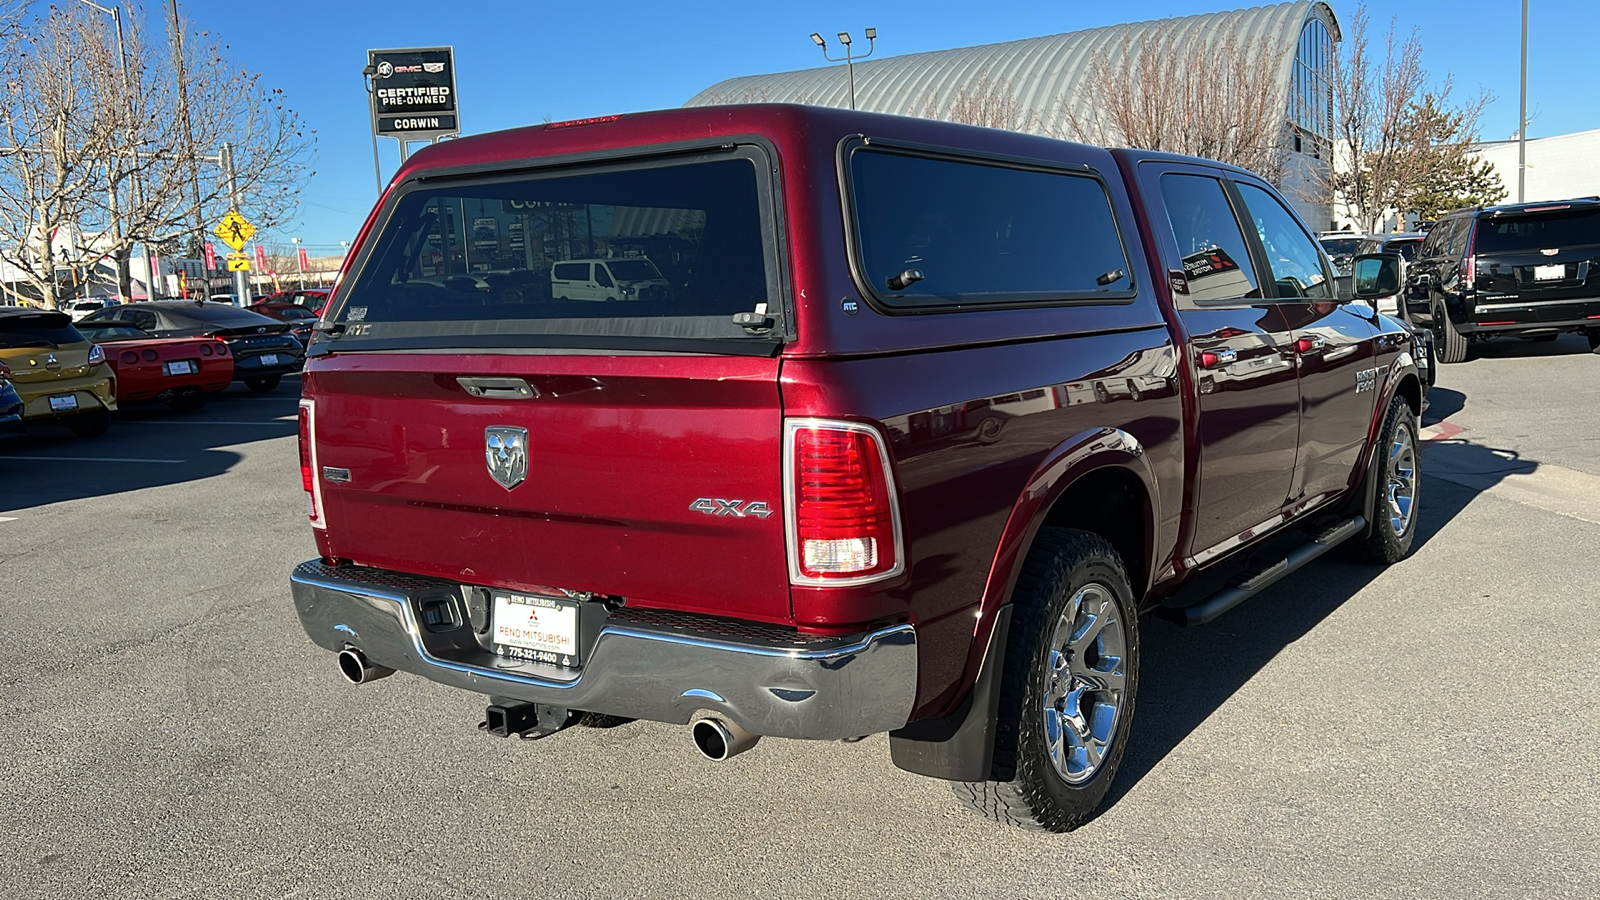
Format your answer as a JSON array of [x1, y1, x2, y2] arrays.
[[369, 47, 459, 138]]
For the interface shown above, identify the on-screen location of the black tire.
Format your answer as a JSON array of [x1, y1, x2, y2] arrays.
[[244, 375, 281, 393], [955, 528, 1139, 832], [1434, 300, 1468, 363], [1587, 328, 1600, 354], [1346, 394, 1420, 565], [66, 407, 111, 438]]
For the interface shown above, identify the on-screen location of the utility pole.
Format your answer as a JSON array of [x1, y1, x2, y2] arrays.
[[170, 0, 203, 300], [219, 143, 250, 304], [1518, 0, 1528, 203], [292, 237, 305, 289]]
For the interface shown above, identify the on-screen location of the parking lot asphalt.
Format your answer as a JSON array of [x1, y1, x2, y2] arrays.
[[2, 341, 1598, 900]]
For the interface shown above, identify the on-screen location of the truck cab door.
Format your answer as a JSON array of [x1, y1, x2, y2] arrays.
[[1139, 163, 1300, 564], [1230, 180, 1379, 510]]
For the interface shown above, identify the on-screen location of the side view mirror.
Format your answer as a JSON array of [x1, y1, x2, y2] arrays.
[[1352, 253, 1402, 300]]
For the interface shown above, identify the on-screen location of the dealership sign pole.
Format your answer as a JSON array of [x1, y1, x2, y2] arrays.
[[366, 46, 460, 181]]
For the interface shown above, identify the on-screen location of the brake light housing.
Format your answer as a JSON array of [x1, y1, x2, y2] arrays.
[[784, 418, 903, 586], [298, 398, 326, 529]]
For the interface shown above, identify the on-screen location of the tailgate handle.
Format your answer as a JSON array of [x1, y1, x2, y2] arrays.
[[456, 376, 539, 400]]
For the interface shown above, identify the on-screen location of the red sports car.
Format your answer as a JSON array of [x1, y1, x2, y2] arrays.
[[75, 321, 233, 411]]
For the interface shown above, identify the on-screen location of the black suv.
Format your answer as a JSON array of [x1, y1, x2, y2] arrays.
[[1405, 198, 1600, 362]]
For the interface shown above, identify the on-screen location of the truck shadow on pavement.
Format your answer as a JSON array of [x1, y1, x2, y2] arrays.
[[1110, 432, 1534, 808], [0, 384, 300, 513]]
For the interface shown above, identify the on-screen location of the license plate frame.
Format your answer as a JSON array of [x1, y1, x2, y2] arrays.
[[257, 353, 279, 366], [1534, 263, 1566, 282], [490, 592, 582, 668], [164, 359, 195, 376], [48, 393, 78, 412]]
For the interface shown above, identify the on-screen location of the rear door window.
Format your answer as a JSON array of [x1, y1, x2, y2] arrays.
[[1157, 173, 1261, 305], [333, 147, 782, 352], [847, 148, 1134, 308]]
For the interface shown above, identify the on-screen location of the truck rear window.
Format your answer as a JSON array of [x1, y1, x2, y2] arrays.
[[1474, 208, 1600, 254], [847, 148, 1134, 309], [331, 152, 780, 351]]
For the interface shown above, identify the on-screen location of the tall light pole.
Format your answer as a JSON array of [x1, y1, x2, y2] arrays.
[[810, 28, 877, 111], [1518, 0, 1528, 203], [78, 0, 152, 302], [292, 237, 305, 290]]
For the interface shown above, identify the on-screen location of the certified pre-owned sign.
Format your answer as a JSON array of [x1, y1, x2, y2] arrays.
[[368, 47, 458, 138]]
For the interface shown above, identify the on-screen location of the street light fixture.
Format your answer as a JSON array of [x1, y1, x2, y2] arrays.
[[291, 236, 305, 290], [810, 27, 877, 111]]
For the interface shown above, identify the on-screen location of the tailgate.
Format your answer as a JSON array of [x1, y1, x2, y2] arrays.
[[309, 353, 792, 623]]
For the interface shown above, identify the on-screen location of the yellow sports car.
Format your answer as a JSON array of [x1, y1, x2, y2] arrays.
[[0, 307, 117, 437]]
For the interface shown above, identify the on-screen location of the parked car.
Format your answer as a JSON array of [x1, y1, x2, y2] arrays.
[[259, 288, 330, 314], [74, 321, 233, 411], [247, 302, 318, 346], [0, 308, 116, 436], [1352, 233, 1426, 319], [81, 301, 304, 392], [1405, 198, 1600, 362], [0, 362, 24, 442], [68, 298, 120, 321], [549, 258, 674, 302], [288, 105, 1425, 833]]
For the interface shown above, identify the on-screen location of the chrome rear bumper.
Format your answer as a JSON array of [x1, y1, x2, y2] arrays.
[[289, 560, 918, 740]]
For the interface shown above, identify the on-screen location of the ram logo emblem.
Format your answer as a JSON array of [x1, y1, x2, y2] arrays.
[[485, 426, 529, 490]]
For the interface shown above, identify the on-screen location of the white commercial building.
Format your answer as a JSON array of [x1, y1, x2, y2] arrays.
[[1473, 129, 1600, 205]]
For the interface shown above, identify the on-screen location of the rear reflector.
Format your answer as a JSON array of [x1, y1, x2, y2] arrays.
[[785, 418, 902, 586]]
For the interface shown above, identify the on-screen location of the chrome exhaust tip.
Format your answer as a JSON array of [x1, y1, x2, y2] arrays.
[[691, 715, 760, 761], [337, 648, 394, 685]]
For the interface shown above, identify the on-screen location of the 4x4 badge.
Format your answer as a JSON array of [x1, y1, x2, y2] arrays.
[[485, 426, 529, 490]]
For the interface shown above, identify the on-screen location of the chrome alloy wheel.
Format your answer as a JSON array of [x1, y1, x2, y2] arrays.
[[1385, 418, 1418, 538], [1041, 583, 1128, 785]]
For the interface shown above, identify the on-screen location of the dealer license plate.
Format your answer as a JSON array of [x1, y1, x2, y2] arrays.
[[48, 394, 78, 411], [491, 592, 581, 667], [164, 359, 194, 376], [258, 353, 279, 366], [1534, 264, 1566, 281]]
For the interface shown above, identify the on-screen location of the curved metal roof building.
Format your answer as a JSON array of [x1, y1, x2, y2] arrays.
[[687, 2, 1342, 224], [688, 2, 1338, 134]]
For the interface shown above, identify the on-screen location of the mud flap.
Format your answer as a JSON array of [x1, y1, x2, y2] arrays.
[[888, 604, 1012, 782]]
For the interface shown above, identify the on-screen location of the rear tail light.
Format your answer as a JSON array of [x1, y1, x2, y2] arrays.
[[141, 349, 158, 362], [1462, 223, 1478, 295], [120, 350, 139, 364], [87, 344, 105, 365], [215, 342, 230, 356], [298, 399, 326, 529], [0, 362, 9, 383], [784, 419, 903, 586], [199, 344, 212, 357]]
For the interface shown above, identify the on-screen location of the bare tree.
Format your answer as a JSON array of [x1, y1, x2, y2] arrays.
[[1324, 4, 1495, 232], [0, 3, 312, 308], [1055, 30, 1290, 182], [912, 71, 1038, 132]]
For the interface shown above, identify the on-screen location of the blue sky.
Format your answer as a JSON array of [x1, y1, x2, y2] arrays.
[[167, 0, 1599, 253]]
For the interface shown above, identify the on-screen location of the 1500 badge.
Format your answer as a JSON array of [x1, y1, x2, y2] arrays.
[[689, 498, 773, 519], [1355, 366, 1381, 393]]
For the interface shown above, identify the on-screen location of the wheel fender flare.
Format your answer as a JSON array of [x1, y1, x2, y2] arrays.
[[889, 426, 1159, 782], [1348, 360, 1422, 534]]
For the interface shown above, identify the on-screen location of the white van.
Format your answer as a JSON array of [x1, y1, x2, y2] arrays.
[[549, 258, 672, 302]]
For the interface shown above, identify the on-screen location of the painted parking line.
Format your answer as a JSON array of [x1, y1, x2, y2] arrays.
[[0, 516, 17, 523], [0, 455, 185, 464], [1419, 421, 1466, 442]]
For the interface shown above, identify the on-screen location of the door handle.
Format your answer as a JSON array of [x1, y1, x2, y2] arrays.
[[1295, 334, 1328, 353], [1198, 348, 1237, 368], [456, 376, 539, 399]]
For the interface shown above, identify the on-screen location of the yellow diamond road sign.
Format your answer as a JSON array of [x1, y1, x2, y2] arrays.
[[213, 210, 256, 251]]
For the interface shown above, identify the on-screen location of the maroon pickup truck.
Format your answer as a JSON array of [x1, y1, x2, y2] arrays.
[[290, 105, 1424, 832]]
